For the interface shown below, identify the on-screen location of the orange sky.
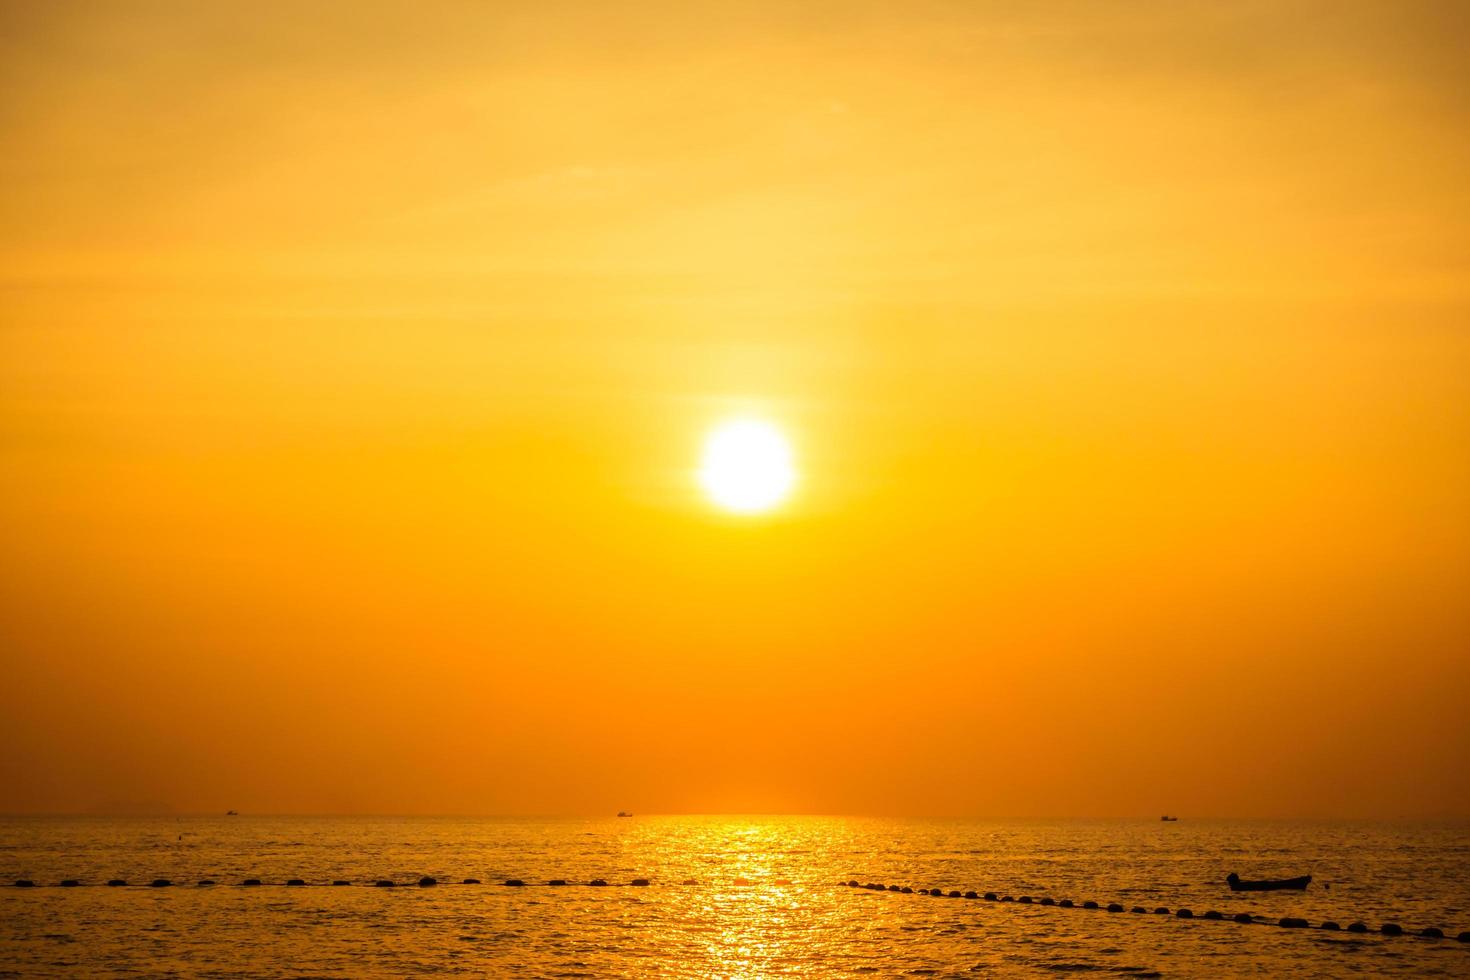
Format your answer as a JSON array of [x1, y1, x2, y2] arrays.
[[2, 1, 1467, 817]]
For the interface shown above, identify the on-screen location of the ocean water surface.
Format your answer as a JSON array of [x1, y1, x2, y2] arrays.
[[1, 816, 1467, 977]]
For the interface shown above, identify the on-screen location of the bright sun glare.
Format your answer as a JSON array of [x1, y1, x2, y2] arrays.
[[699, 419, 796, 514]]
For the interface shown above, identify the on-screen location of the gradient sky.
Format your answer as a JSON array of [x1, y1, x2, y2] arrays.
[[2, 1, 1467, 817]]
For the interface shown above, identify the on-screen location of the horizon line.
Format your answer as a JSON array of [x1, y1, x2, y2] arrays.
[[3, 811, 1467, 821]]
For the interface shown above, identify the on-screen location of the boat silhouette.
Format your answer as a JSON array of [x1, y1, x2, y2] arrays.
[[1226, 872, 1311, 892]]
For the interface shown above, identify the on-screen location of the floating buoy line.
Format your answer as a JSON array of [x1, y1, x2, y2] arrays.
[[8, 877, 658, 889], [8, 875, 1468, 944], [839, 880, 1470, 944]]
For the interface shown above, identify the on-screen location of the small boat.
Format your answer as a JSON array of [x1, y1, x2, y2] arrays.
[[1226, 872, 1311, 892], [616, 811, 632, 818], [225, 810, 239, 816], [1160, 816, 1178, 822]]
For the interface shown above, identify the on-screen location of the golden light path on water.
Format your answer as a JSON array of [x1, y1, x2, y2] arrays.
[[2, 816, 1468, 978]]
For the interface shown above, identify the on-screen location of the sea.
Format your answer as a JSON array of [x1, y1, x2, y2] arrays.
[[1, 816, 1467, 977]]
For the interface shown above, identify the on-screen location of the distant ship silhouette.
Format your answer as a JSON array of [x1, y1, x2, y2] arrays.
[[617, 811, 633, 818], [1160, 815, 1178, 822]]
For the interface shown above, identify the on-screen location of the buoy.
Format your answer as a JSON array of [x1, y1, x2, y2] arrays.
[[1041, 898, 1056, 906], [888, 884, 901, 891], [286, 879, 305, 887], [1381, 923, 1402, 936], [1203, 910, 1223, 920], [948, 890, 962, 898], [197, 880, 215, 887], [964, 891, 979, 899], [846, 880, 858, 887], [504, 879, 524, 887], [1131, 906, 1147, 914], [334, 880, 351, 886], [1279, 918, 1309, 929], [375, 880, 394, 888], [684, 879, 699, 886], [1347, 922, 1368, 933], [1107, 903, 1123, 913], [1421, 927, 1444, 939], [589, 879, 608, 887], [1319, 921, 1340, 930], [1001, 895, 1015, 903], [150, 879, 171, 888], [1019, 896, 1034, 904], [14, 880, 34, 888], [549, 879, 568, 886], [1458, 931, 1470, 942], [900, 886, 912, 894], [1058, 899, 1074, 908], [985, 892, 999, 901], [1153, 907, 1169, 915], [60, 879, 80, 887], [107, 880, 126, 887], [1235, 913, 1254, 924], [418, 877, 437, 887], [1082, 900, 1099, 910], [631, 879, 650, 887], [1176, 908, 1194, 919], [242, 879, 261, 886]]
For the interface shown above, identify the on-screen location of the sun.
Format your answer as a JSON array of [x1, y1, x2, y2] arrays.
[[698, 419, 796, 514]]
